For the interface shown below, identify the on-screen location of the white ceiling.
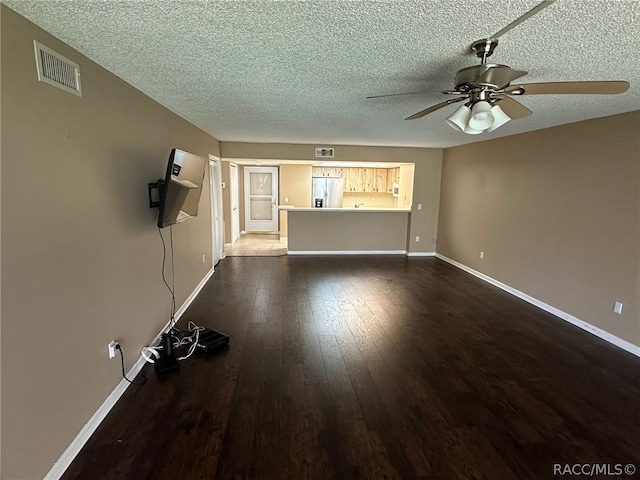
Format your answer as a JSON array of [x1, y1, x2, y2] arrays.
[[5, 0, 640, 148]]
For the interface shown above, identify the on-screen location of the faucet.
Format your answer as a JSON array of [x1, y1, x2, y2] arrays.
[[354, 203, 364, 208]]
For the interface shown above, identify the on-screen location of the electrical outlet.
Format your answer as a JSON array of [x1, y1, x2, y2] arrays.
[[613, 301, 623, 314], [480, 251, 485, 259], [202, 254, 206, 263], [284, 196, 289, 203], [417, 203, 422, 210], [108, 341, 119, 359], [415, 236, 420, 242]]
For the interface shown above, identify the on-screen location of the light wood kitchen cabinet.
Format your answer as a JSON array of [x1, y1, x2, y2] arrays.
[[386, 167, 399, 192], [315, 166, 399, 193], [344, 168, 363, 192], [375, 169, 387, 193], [350, 168, 388, 192], [312, 167, 339, 177], [362, 168, 376, 192]]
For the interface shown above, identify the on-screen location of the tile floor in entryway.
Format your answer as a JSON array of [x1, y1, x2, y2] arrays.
[[224, 234, 288, 257]]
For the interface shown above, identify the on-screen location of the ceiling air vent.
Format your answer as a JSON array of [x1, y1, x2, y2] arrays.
[[34, 40, 82, 96], [315, 147, 334, 158]]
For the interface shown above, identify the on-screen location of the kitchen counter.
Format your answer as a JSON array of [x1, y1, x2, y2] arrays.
[[279, 206, 411, 212], [282, 207, 411, 254]]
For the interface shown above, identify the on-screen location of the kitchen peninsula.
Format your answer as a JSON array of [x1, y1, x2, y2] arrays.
[[283, 206, 411, 254]]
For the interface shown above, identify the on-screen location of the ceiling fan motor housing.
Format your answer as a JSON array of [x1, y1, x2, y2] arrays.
[[454, 64, 506, 91]]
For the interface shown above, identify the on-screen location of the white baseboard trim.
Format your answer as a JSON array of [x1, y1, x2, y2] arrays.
[[148, 267, 216, 346], [287, 250, 407, 255], [172, 267, 215, 327], [435, 254, 640, 358], [406, 251, 436, 257], [43, 266, 216, 480], [43, 355, 147, 480]]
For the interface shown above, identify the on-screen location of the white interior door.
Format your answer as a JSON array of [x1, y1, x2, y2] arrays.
[[230, 163, 240, 244], [244, 166, 278, 233], [209, 158, 224, 266]]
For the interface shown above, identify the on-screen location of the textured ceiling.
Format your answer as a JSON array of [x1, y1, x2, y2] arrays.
[[5, 0, 640, 148]]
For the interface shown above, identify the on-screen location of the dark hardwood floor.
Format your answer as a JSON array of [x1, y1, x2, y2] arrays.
[[61, 256, 640, 480]]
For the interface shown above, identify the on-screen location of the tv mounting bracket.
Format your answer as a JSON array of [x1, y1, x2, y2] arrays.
[[147, 180, 164, 208]]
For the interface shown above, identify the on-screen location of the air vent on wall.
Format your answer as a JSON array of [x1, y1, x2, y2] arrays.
[[34, 40, 82, 96], [315, 147, 334, 158]]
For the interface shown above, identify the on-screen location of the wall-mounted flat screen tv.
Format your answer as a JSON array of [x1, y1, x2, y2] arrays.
[[157, 149, 207, 228]]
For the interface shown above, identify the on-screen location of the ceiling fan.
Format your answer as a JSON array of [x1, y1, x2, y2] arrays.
[[368, 0, 630, 134]]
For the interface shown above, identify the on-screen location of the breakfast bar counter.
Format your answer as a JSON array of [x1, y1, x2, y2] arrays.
[[281, 206, 411, 254]]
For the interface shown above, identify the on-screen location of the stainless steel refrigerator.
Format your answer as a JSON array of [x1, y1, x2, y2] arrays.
[[312, 177, 344, 208]]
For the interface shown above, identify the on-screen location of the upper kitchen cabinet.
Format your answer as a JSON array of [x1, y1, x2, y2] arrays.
[[362, 168, 387, 192], [313, 166, 404, 193], [386, 167, 400, 192], [362, 168, 376, 192], [345, 167, 391, 193], [344, 168, 364, 192], [312, 167, 339, 177], [375, 169, 388, 193]]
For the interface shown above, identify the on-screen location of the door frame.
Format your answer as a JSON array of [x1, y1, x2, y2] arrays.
[[208, 156, 224, 266], [243, 166, 279, 233], [229, 163, 240, 244]]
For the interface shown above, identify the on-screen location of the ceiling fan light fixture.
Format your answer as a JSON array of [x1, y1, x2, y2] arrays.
[[463, 124, 484, 135], [446, 105, 472, 131], [468, 101, 494, 130], [487, 104, 511, 132], [375, 2, 631, 138]]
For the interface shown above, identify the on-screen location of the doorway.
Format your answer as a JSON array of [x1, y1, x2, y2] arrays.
[[243, 166, 278, 233]]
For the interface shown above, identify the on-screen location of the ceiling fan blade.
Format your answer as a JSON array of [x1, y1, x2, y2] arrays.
[[367, 90, 441, 99], [506, 81, 630, 95], [477, 65, 528, 89], [405, 97, 467, 120], [495, 95, 532, 119], [490, 0, 556, 40]]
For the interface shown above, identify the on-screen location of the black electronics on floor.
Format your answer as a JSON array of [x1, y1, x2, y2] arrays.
[[154, 333, 180, 378], [195, 327, 230, 354]]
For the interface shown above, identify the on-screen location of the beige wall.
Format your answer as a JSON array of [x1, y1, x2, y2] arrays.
[[397, 163, 415, 209], [279, 164, 312, 236], [1, 6, 220, 479], [279, 164, 312, 207], [408, 152, 442, 253], [437, 111, 640, 346], [221, 143, 443, 253]]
